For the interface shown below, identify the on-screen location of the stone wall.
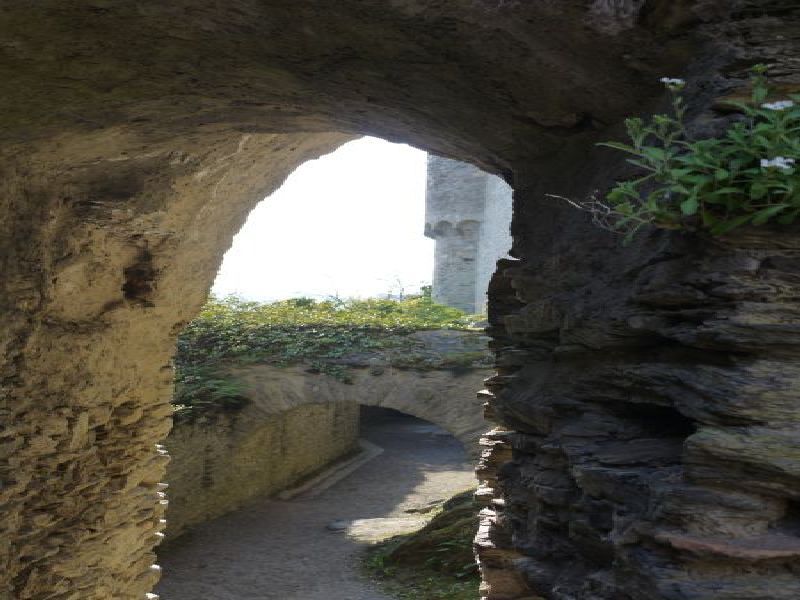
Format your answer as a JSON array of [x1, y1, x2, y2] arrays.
[[473, 10, 800, 599], [477, 228, 800, 599], [163, 358, 489, 538], [232, 362, 489, 454], [477, 175, 514, 314], [165, 401, 360, 538]]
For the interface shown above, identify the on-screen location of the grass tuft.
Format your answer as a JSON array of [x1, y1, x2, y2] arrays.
[[363, 490, 480, 600]]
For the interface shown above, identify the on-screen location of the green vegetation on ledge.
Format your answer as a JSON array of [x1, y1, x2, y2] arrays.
[[172, 295, 485, 419], [557, 67, 800, 241], [363, 489, 480, 600]]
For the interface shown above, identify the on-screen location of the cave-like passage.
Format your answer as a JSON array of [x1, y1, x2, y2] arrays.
[[155, 407, 475, 600], [7, 6, 796, 600]]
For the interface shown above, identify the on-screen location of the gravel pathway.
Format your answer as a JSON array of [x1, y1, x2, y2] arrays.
[[156, 411, 476, 600]]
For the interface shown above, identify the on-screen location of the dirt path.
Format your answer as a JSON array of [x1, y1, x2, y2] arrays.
[[156, 411, 476, 600]]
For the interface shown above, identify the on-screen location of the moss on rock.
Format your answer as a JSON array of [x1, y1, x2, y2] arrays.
[[363, 490, 480, 600]]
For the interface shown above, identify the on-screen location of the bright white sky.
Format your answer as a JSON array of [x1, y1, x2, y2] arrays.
[[212, 137, 433, 301]]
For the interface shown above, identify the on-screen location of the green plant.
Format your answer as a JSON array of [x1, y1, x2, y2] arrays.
[[583, 67, 800, 239], [362, 490, 480, 600], [172, 295, 481, 415], [176, 295, 473, 368], [173, 365, 249, 420]]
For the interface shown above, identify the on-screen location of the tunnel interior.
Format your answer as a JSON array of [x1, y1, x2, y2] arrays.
[[2, 3, 800, 600], [155, 404, 475, 599]]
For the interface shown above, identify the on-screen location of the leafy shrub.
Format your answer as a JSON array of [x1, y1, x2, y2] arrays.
[[569, 67, 800, 240], [173, 295, 477, 416], [173, 366, 249, 416]]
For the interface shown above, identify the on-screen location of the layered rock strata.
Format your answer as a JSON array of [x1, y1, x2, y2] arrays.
[[473, 7, 800, 596], [477, 231, 800, 598]]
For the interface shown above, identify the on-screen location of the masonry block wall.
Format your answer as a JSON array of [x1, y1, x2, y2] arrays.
[[165, 400, 360, 538]]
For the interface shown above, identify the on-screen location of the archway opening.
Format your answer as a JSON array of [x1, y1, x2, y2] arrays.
[[155, 406, 476, 600], [153, 137, 511, 598], [5, 7, 795, 600], [211, 137, 434, 302]]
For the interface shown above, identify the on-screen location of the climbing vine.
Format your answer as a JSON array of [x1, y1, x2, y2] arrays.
[[559, 67, 800, 240]]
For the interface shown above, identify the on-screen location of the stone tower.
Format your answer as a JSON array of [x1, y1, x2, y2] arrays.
[[424, 155, 512, 313]]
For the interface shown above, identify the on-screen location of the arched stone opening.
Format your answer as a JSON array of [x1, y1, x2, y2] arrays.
[[157, 404, 476, 599], [162, 392, 479, 536], [231, 361, 489, 453], [2, 3, 799, 600]]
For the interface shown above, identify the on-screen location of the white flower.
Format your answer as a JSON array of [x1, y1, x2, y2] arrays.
[[761, 100, 795, 111], [660, 77, 686, 88], [761, 156, 796, 171]]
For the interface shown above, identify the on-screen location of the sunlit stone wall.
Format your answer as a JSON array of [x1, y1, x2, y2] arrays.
[[164, 400, 360, 538]]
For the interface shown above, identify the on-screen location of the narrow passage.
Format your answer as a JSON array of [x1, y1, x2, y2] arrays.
[[156, 408, 476, 600]]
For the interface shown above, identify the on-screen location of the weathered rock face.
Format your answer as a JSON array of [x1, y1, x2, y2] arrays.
[[1, 2, 799, 599], [478, 230, 800, 599], [234, 362, 490, 452], [473, 11, 800, 600]]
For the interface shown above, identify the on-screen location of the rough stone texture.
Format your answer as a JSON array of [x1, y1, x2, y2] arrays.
[[473, 9, 800, 599], [232, 362, 489, 453], [165, 400, 360, 539], [0, 130, 350, 600], [478, 228, 800, 599], [425, 155, 513, 313], [1, 2, 800, 599], [165, 330, 491, 540]]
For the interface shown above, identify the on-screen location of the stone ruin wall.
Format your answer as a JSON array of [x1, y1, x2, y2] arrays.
[[1, 2, 799, 599], [234, 362, 490, 452], [164, 360, 489, 538], [165, 400, 360, 539]]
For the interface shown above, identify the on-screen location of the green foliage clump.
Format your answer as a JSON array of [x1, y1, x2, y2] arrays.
[[176, 295, 472, 366], [173, 295, 477, 417], [363, 490, 480, 600], [173, 366, 249, 418], [598, 67, 800, 239]]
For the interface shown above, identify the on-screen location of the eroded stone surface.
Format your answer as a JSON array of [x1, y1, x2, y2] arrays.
[[165, 400, 361, 538], [234, 363, 489, 452]]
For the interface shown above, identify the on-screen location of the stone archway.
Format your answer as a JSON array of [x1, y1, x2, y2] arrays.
[[2, 3, 799, 600], [163, 360, 489, 538], [234, 360, 490, 451]]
